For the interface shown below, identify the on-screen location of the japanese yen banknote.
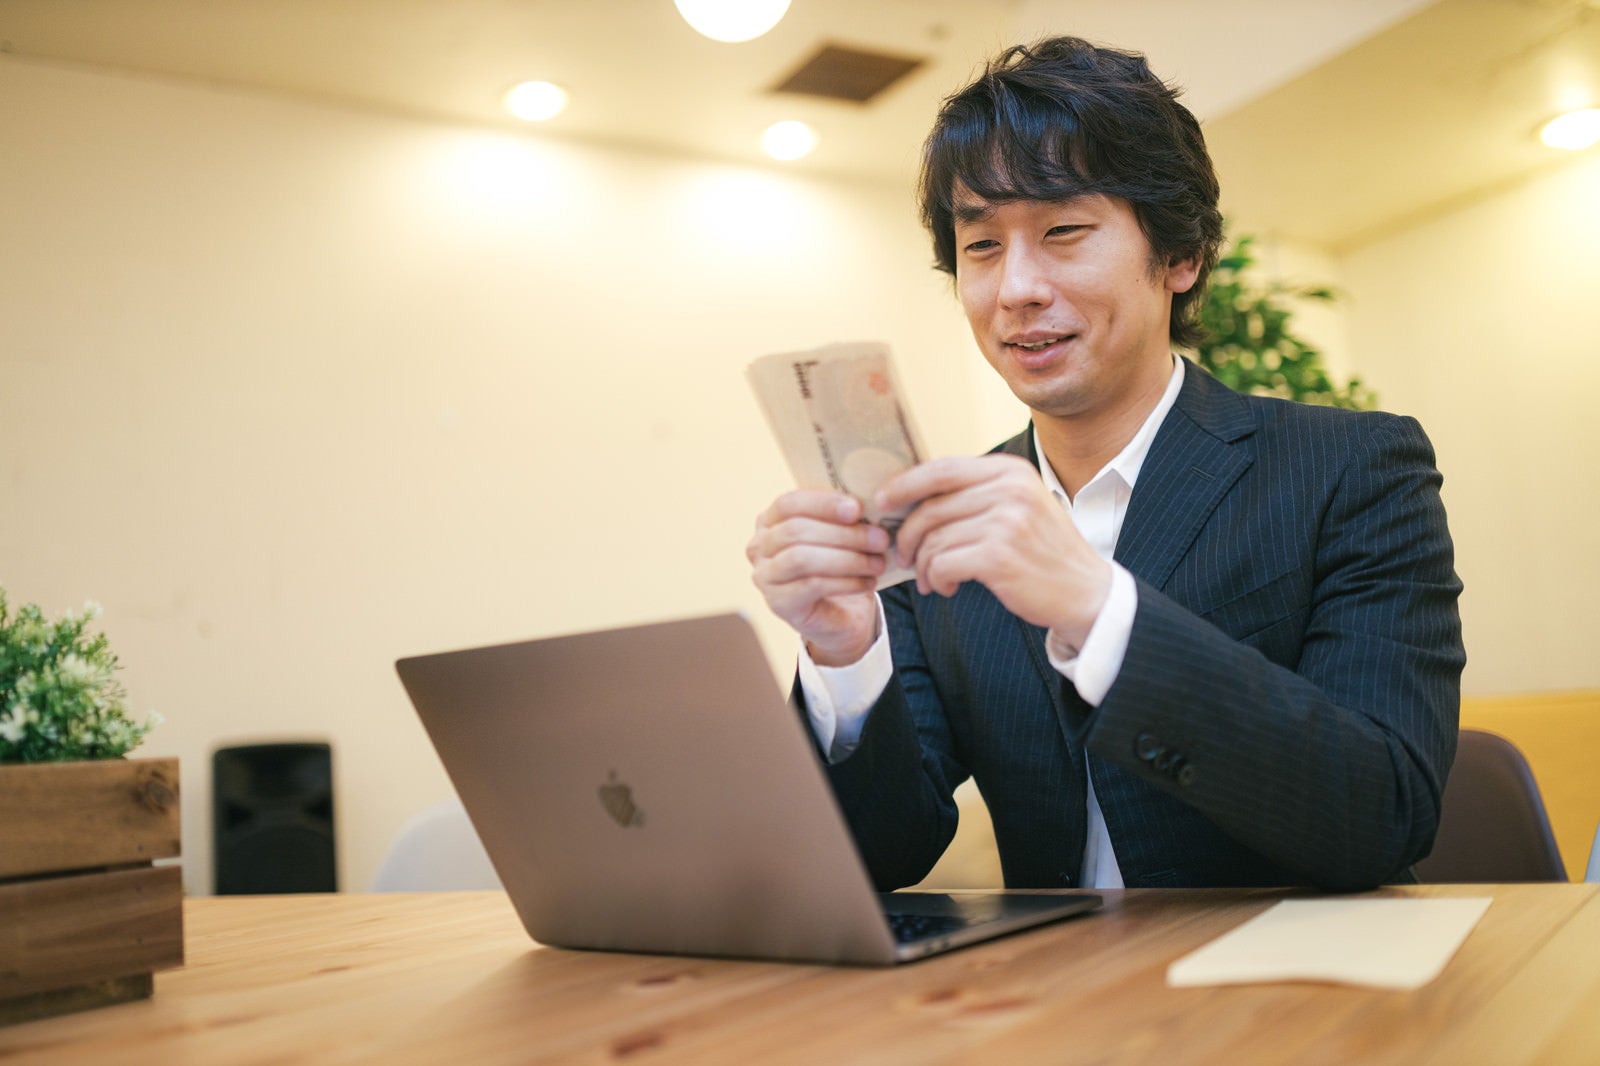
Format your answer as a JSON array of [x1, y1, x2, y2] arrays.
[[747, 342, 928, 589]]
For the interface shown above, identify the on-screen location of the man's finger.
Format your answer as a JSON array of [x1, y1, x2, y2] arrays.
[[755, 544, 887, 587], [874, 457, 988, 516], [905, 515, 993, 595], [892, 484, 1002, 567], [763, 574, 881, 610], [758, 490, 862, 530], [875, 454, 1037, 516], [918, 541, 991, 598], [748, 517, 889, 568]]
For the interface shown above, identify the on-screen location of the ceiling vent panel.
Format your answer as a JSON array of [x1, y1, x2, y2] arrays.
[[771, 43, 925, 104]]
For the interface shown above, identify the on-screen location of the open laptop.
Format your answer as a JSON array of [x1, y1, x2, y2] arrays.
[[395, 612, 1100, 965]]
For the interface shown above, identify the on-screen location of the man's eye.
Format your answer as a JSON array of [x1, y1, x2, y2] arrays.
[[963, 239, 999, 254], [1047, 225, 1085, 238]]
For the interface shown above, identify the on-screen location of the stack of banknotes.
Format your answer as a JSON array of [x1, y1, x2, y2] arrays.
[[748, 342, 927, 590]]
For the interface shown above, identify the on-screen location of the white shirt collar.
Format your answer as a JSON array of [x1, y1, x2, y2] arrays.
[[1034, 355, 1185, 502]]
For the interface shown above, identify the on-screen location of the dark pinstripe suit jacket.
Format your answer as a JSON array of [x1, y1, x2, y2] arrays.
[[821, 360, 1465, 891]]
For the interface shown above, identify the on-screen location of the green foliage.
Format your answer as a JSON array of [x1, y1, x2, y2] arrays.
[[0, 585, 160, 763], [1193, 234, 1376, 410]]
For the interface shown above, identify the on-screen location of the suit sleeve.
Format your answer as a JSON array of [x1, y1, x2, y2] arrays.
[[1077, 413, 1464, 890]]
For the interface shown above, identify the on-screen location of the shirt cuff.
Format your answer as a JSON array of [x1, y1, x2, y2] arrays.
[[795, 596, 892, 762], [1046, 562, 1137, 707]]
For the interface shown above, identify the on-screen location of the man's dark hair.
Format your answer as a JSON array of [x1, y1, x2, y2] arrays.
[[918, 37, 1223, 348]]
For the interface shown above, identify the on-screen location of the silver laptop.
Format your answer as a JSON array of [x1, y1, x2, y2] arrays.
[[395, 612, 1099, 965]]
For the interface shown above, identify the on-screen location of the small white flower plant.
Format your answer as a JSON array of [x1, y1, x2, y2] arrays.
[[0, 584, 161, 763]]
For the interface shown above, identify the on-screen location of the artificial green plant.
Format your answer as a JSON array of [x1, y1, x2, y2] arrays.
[[1193, 234, 1375, 410], [0, 585, 159, 763]]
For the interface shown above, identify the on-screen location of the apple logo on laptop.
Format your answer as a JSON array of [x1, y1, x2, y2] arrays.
[[598, 770, 645, 828]]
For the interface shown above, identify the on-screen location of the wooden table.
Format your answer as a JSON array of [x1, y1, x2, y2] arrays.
[[2, 884, 1597, 1065]]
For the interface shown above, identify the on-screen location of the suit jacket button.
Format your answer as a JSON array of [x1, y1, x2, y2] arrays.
[[1177, 763, 1197, 787], [1135, 732, 1162, 761]]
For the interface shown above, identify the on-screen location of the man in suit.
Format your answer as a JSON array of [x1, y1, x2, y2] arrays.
[[746, 37, 1464, 891]]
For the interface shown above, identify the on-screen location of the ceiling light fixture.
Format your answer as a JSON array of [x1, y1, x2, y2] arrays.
[[503, 81, 569, 122], [674, 0, 791, 43], [1539, 108, 1600, 151], [762, 120, 817, 161]]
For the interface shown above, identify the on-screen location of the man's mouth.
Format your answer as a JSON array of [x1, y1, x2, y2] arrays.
[[1007, 334, 1074, 353]]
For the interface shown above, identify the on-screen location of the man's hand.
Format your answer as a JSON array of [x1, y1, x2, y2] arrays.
[[879, 455, 1112, 652], [747, 490, 888, 667]]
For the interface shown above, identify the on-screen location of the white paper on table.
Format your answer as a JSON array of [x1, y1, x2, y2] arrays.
[[1166, 897, 1493, 991]]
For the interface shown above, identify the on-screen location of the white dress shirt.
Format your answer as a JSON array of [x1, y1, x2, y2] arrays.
[[797, 356, 1185, 890]]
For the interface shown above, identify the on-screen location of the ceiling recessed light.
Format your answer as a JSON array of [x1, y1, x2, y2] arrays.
[[762, 120, 818, 162], [675, 0, 790, 43], [503, 81, 568, 122], [1539, 108, 1600, 151]]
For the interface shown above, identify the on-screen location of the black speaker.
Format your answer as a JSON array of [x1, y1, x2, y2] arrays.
[[212, 742, 337, 894]]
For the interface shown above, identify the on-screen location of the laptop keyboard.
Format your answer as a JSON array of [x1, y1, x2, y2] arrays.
[[885, 911, 970, 944]]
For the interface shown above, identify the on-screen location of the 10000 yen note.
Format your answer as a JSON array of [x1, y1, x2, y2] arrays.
[[747, 342, 928, 590]]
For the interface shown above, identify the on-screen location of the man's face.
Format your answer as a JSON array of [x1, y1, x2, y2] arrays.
[[952, 191, 1197, 423]]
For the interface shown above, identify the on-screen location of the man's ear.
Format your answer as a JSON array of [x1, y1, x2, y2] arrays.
[[1165, 255, 1201, 295]]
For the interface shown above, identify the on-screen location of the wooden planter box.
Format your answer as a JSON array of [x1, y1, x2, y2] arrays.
[[0, 758, 185, 1026]]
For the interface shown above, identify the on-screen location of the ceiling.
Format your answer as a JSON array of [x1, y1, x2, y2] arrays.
[[1, 0, 1596, 249], [1207, 0, 1600, 250]]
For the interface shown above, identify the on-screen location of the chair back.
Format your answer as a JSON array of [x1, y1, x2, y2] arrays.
[[371, 799, 504, 892], [1415, 729, 1567, 883]]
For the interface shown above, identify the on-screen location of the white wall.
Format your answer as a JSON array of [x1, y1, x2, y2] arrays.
[[1341, 153, 1600, 696], [1193, 161, 1600, 700], [0, 57, 1003, 893]]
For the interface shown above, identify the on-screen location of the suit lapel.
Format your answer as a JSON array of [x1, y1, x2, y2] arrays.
[[1115, 363, 1256, 589], [992, 431, 1064, 698], [989, 362, 1259, 737]]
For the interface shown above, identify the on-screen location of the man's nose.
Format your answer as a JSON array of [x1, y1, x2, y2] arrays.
[[997, 245, 1052, 309]]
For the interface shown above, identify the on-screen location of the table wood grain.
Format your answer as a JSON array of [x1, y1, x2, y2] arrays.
[[1, 884, 1594, 1065]]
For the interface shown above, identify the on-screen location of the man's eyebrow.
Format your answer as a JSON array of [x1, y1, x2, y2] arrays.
[[952, 200, 996, 226]]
